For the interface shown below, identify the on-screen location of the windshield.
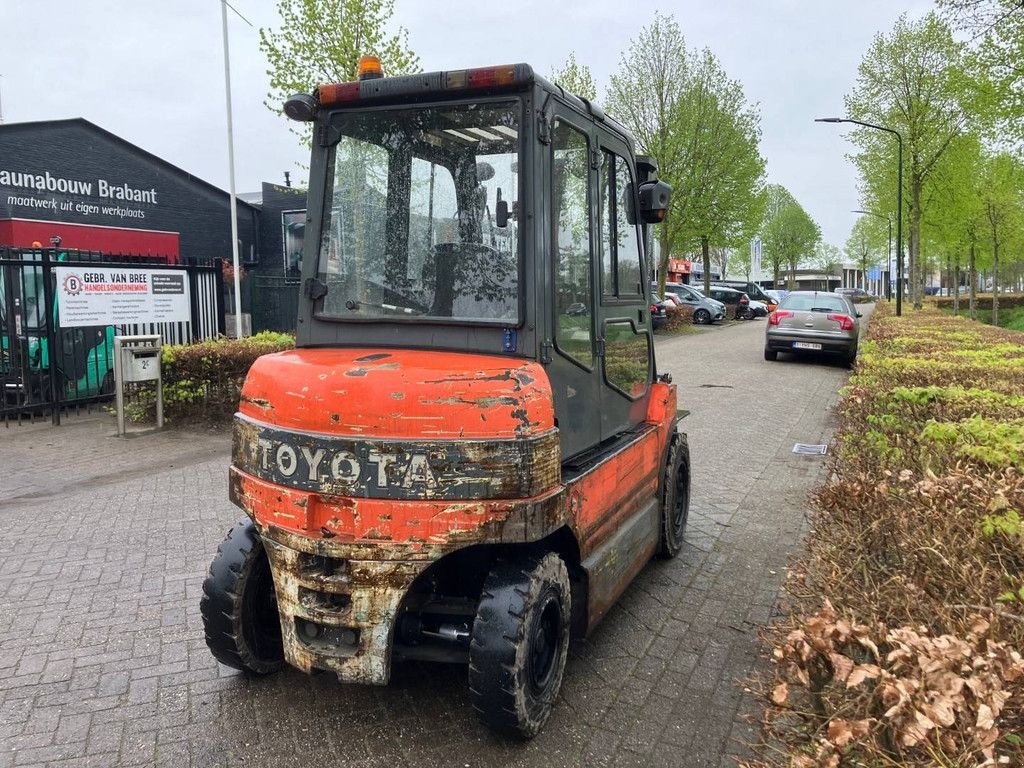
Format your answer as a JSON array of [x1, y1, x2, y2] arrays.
[[317, 101, 521, 323]]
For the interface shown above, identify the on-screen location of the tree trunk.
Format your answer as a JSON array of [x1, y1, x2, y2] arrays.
[[968, 243, 977, 321], [657, 225, 670, 295], [910, 178, 923, 309], [953, 257, 960, 314], [702, 236, 711, 295], [992, 239, 999, 327]]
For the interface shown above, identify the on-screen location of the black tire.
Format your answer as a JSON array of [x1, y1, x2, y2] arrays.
[[764, 348, 778, 361], [658, 433, 691, 558], [200, 521, 284, 675], [844, 350, 857, 369], [469, 553, 571, 739], [693, 308, 711, 325]]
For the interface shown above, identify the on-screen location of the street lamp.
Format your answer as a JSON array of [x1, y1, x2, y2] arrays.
[[852, 209, 892, 301], [816, 117, 904, 316]]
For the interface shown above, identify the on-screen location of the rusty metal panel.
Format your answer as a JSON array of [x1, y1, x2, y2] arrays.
[[231, 472, 566, 553], [233, 414, 560, 501]]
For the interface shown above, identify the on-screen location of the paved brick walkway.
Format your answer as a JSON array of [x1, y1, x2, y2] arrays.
[[0, 317, 855, 767]]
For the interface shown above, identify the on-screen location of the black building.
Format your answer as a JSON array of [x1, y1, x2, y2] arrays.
[[0, 118, 266, 263]]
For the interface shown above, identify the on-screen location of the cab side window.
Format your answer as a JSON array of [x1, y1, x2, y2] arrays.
[[552, 121, 593, 367], [599, 151, 643, 297]]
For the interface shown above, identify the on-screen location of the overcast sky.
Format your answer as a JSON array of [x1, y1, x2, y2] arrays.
[[1, 0, 932, 251]]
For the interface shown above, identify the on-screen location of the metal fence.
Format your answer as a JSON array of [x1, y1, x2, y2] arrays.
[[0, 247, 224, 425], [251, 275, 300, 334]]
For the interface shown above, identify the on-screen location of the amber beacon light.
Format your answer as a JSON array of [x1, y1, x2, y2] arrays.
[[357, 55, 384, 81]]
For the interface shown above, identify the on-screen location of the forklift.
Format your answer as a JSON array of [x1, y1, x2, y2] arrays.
[[201, 57, 689, 738]]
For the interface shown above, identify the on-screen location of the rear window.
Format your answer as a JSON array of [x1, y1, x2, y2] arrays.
[[781, 295, 850, 313]]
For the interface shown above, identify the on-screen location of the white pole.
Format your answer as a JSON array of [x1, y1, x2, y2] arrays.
[[221, 1, 243, 338], [0, 74, 5, 124]]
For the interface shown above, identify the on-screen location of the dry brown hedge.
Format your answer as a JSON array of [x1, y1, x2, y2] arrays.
[[745, 304, 1024, 767]]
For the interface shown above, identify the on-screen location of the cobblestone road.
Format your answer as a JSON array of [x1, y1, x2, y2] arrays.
[[0, 317, 858, 767]]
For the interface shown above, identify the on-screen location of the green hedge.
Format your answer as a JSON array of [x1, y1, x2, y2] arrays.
[[129, 331, 295, 424], [934, 292, 1024, 311]]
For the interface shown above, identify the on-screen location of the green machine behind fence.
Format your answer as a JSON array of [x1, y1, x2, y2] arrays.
[[0, 249, 116, 411]]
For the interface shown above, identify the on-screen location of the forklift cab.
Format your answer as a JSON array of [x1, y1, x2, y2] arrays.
[[292, 63, 671, 460]]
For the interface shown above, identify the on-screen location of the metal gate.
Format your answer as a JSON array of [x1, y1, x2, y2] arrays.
[[0, 247, 224, 425], [251, 275, 300, 334]]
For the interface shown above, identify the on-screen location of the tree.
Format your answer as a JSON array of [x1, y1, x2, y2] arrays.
[[979, 152, 1024, 324], [813, 242, 843, 278], [939, 0, 1024, 144], [606, 15, 766, 294], [259, 0, 419, 124], [550, 52, 597, 102], [846, 13, 973, 310], [761, 185, 820, 289], [845, 218, 882, 291]]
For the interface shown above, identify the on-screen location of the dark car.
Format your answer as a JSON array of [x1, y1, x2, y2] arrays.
[[706, 286, 753, 319], [650, 296, 670, 330], [834, 287, 875, 304], [765, 291, 862, 367], [713, 280, 774, 304]]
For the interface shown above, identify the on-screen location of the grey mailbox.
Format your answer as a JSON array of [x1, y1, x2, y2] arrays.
[[113, 335, 163, 435]]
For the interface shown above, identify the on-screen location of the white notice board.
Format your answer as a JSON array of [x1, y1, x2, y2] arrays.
[[55, 266, 190, 327]]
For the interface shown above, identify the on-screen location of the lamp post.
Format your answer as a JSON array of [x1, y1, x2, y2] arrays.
[[852, 209, 892, 301], [816, 117, 903, 316]]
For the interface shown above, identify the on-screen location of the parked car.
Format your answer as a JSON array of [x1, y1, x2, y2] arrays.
[[650, 296, 670, 330], [747, 300, 769, 318], [653, 282, 726, 325], [834, 287, 875, 303], [706, 286, 753, 319], [765, 291, 862, 367], [766, 289, 788, 303], [713, 280, 775, 304]]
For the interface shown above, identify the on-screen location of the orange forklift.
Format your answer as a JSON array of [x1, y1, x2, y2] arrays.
[[200, 57, 689, 738]]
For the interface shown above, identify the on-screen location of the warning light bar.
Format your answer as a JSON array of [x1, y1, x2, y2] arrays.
[[313, 63, 533, 109]]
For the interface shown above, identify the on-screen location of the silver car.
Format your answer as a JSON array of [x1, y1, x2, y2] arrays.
[[764, 291, 862, 366], [656, 282, 726, 325]]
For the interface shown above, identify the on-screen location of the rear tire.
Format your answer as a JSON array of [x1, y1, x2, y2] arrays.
[[469, 553, 571, 739], [658, 433, 691, 558], [764, 348, 778, 361], [693, 308, 711, 325], [200, 521, 284, 675], [844, 350, 857, 369]]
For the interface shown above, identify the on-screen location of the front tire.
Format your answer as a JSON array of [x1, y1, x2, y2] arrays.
[[200, 521, 284, 675], [693, 308, 711, 325], [658, 433, 691, 558], [469, 553, 571, 739]]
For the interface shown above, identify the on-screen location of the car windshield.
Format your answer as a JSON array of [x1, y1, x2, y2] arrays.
[[316, 101, 521, 323], [782, 295, 850, 313]]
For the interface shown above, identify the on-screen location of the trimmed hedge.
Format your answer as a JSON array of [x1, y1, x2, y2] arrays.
[[746, 305, 1024, 767], [934, 292, 1024, 311], [129, 331, 294, 423]]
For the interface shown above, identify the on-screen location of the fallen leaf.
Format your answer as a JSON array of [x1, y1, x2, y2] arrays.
[[771, 682, 788, 705]]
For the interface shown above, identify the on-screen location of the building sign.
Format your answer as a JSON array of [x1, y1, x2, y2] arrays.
[[55, 266, 189, 327], [667, 258, 692, 274], [1, 168, 159, 222]]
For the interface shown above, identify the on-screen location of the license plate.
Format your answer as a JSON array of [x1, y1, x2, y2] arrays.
[[792, 341, 822, 350]]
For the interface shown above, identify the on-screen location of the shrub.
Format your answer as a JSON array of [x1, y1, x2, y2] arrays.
[[662, 304, 695, 331], [746, 304, 1024, 768], [131, 331, 294, 424]]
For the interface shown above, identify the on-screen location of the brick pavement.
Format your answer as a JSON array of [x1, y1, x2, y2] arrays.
[[0, 317, 856, 767]]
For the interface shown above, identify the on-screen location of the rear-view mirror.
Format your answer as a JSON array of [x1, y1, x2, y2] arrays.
[[496, 199, 509, 228], [638, 180, 672, 224]]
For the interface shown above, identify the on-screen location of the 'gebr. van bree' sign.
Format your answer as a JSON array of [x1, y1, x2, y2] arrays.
[[55, 267, 190, 327]]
